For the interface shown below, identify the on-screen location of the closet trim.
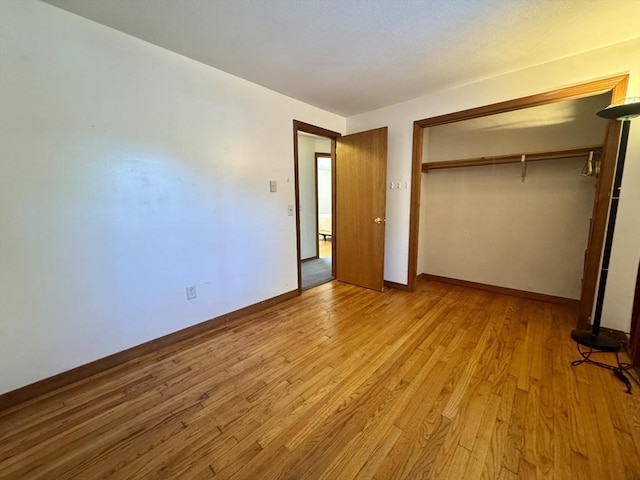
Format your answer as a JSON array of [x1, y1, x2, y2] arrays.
[[414, 75, 629, 129], [422, 145, 602, 172], [407, 74, 628, 330]]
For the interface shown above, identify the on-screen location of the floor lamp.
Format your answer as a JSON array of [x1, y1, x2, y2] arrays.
[[571, 98, 640, 386]]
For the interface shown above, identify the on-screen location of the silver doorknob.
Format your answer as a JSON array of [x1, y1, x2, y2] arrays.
[[374, 217, 382, 224]]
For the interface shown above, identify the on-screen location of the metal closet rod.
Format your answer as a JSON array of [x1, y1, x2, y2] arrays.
[[421, 145, 603, 172]]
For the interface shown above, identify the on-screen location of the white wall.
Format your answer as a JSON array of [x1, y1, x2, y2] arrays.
[[317, 158, 332, 215], [298, 134, 315, 259], [420, 95, 608, 299], [0, 1, 344, 394], [422, 161, 597, 299], [347, 38, 640, 332]]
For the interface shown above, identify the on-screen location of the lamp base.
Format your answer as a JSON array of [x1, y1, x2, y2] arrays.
[[570, 328, 620, 352]]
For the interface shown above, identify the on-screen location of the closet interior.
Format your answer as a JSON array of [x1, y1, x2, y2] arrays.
[[418, 93, 611, 302]]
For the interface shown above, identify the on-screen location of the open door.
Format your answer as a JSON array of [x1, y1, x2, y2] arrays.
[[336, 127, 388, 291]]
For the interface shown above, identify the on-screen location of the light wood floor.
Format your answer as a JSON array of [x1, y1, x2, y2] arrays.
[[319, 238, 332, 258], [1, 279, 639, 479]]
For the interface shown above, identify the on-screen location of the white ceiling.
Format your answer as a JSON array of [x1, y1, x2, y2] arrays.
[[42, 0, 640, 117]]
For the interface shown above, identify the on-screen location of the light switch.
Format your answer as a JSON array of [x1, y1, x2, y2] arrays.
[[270, 180, 277, 192], [288, 205, 294, 216]]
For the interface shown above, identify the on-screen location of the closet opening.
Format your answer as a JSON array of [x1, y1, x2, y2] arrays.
[[406, 75, 629, 329], [421, 94, 611, 307]]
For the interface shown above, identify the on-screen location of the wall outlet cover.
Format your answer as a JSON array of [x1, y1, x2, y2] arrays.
[[186, 285, 197, 300]]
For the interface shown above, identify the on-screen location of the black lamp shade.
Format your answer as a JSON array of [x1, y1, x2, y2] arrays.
[[597, 97, 640, 120]]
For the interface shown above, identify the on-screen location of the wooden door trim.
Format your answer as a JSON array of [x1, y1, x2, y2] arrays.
[[407, 75, 629, 330], [414, 75, 629, 129], [293, 121, 340, 292], [407, 121, 424, 292]]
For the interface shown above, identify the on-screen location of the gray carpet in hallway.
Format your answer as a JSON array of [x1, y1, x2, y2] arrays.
[[301, 257, 333, 290]]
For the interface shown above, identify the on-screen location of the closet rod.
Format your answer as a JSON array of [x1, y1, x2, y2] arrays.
[[422, 145, 602, 173]]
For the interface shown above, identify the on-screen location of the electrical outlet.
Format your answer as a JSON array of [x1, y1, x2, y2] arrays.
[[186, 285, 197, 300]]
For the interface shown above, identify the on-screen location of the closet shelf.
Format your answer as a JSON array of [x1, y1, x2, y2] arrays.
[[421, 145, 602, 173]]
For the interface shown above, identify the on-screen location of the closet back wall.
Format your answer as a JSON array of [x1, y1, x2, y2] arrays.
[[419, 94, 610, 300]]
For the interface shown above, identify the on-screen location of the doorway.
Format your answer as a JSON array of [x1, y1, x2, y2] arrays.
[[293, 121, 389, 292], [293, 121, 339, 291], [299, 141, 334, 290]]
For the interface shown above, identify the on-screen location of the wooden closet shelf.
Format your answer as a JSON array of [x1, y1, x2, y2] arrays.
[[422, 145, 602, 172]]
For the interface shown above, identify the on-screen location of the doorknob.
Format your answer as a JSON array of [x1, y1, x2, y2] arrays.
[[374, 217, 382, 224]]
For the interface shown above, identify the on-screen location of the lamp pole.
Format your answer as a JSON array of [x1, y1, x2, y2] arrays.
[[571, 98, 640, 354]]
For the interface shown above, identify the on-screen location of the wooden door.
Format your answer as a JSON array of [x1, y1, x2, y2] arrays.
[[335, 127, 388, 291]]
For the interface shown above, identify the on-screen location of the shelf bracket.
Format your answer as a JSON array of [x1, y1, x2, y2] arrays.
[[581, 151, 596, 177]]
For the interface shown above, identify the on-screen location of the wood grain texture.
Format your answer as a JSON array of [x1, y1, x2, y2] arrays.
[[319, 238, 332, 259], [407, 120, 424, 292], [414, 75, 629, 129], [420, 273, 580, 308], [336, 127, 388, 291], [1, 279, 639, 479], [0, 289, 298, 411]]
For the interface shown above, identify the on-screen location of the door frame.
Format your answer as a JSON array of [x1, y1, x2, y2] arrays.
[[406, 75, 628, 328], [293, 120, 340, 292]]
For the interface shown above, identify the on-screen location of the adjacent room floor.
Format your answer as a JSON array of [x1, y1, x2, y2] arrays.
[[301, 238, 333, 290]]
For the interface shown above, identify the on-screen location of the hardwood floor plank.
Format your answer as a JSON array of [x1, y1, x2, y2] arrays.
[[462, 392, 502, 479], [401, 413, 451, 480], [315, 401, 402, 480], [500, 385, 527, 474], [590, 369, 628, 479], [481, 416, 509, 480], [442, 444, 472, 479], [497, 465, 521, 480], [441, 319, 495, 420], [353, 424, 403, 480], [1, 279, 638, 479], [373, 349, 461, 479]]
